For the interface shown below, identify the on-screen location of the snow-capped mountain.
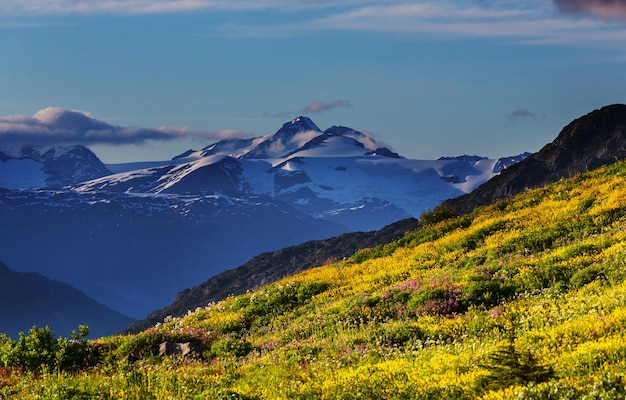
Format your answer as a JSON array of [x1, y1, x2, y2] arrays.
[[0, 145, 111, 188], [0, 116, 529, 319], [79, 116, 527, 231]]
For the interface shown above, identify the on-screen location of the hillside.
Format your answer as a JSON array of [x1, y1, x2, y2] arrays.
[[3, 157, 626, 398], [0, 261, 133, 339], [126, 217, 420, 333]]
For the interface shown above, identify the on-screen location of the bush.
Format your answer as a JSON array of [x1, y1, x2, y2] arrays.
[[0, 325, 98, 373], [463, 273, 517, 308], [238, 281, 330, 326], [570, 265, 606, 289], [419, 205, 458, 226], [208, 336, 253, 358], [378, 324, 424, 347], [477, 339, 553, 392]]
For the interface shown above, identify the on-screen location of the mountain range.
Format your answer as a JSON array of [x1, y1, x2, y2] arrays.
[[128, 103, 626, 332], [0, 115, 526, 334]]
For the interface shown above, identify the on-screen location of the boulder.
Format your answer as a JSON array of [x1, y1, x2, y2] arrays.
[[159, 341, 204, 359]]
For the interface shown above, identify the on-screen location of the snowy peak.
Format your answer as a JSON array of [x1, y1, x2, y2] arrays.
[[0, 145, 112, 189], [285, 116, 322, 133], [241, 116, 323, 160], [493, 152, 532, 173], [176, 117, 401, 162], [280, 123, 401, 159]]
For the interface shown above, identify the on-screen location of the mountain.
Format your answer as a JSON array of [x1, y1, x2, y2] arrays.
[[125, 104, 626, 330], [444, 104, 626, 213], [0, 145, 112, 189], [0, 116, 526, 319], [81, 116, 525, 232], [0, 260, 133, 339], [0, 188, 343, 318]]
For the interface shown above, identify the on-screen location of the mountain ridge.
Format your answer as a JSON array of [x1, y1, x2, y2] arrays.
[[443, 104, 626, 213]]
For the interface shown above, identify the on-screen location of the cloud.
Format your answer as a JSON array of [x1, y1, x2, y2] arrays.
[[508, 108, 537, 120], [0, 107, 242, 148], [343, 130, 388, 151], [239, 1, 626, 50], [0, 0, 349, 16], [301, 100, 351, 114], [4, 1, 626, 50], [553, 0, 626, 21], [290, 130, 322, 147]]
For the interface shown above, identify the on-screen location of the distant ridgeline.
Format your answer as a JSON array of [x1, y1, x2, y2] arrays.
[[0, 261, 133, 339]]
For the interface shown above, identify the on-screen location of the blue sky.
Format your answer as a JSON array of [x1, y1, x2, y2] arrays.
[[1, 0, 626, 163]]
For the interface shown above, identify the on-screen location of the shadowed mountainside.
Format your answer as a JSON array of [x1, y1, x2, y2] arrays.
[[0, 261, 133, 339], [443, 104, 626, 214]]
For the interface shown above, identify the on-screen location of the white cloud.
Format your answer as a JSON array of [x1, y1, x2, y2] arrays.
[[289, 130, 322, 148], [0, 107, 244, 147], [345, 130, 382, 151]]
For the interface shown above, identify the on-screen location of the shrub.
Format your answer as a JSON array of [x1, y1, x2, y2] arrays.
[[477, 339, 553, 392], [463, 273, 517, 309], [0, 325, 98, 373], [382, 278, 464, 317], [208, 336, 253, 358], [237, 281, 330, 327], [378, 324, 424, 347], [570, 265, 606, 289], [419, 205, 458, 226]]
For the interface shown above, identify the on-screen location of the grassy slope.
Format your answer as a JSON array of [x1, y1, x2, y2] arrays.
[[4, 161, 626, 399]]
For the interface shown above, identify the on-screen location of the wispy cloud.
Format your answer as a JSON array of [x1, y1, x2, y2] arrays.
[[0, 107, 241, 147], [508, 108, 537, 121], [301, 100, 351, 114], [204, 1, 626, 51], [3, 1, 626, 52], [260, 100, 352, 120], [553, 0, 626, 21], [0, 0, 350, 16]]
